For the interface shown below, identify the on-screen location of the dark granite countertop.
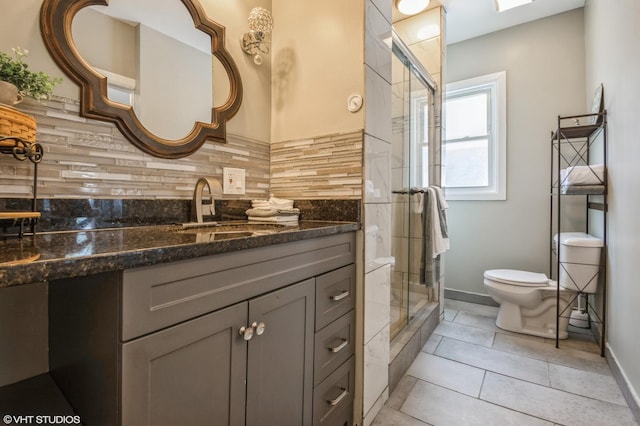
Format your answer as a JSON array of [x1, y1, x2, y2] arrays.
[[0, 221, 360, 288]]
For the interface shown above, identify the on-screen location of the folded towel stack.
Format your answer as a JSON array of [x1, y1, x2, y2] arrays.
[[246, 196, 300, 223], [560, 164, 605, 186]]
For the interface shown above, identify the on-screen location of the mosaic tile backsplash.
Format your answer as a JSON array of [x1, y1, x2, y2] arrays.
[[1, 98, 364, 202], [0, 97, 363, 232], [0, 97, 270, 200], [270, 130, 363, 199]]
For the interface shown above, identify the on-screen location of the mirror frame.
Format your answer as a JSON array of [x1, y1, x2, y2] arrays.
[[40, 0, 243, 159]]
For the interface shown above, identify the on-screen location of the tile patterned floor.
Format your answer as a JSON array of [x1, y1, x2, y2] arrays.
[[372, 299, 639, 426]]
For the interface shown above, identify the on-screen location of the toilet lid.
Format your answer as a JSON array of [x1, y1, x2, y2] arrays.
[[484, 269, 549, 287]]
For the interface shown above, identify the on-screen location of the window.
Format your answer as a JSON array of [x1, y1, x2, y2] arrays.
[[443, 71, 506, 200]]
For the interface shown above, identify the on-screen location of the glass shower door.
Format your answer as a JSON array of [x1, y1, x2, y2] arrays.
[[390, 35, 435, 340]]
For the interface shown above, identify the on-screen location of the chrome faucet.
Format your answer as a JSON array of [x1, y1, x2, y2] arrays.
[[193, 177, 222, 224]]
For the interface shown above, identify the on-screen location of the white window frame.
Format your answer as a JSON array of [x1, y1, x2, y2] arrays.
[[444, 71, 506, 200], [414, 95, 429, 188], [94, 67, 137, 107]]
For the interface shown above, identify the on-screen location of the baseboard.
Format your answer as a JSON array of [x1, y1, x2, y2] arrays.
[[605, 343, 640, 423], [444, 288, 498, 307]]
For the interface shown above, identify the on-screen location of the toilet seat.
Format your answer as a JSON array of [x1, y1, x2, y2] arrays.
[[484, 269, 549, 287]]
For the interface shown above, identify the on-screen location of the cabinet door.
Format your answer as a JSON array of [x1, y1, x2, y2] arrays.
[[246, 279, 315, 426], [121, 302, 247, 426]]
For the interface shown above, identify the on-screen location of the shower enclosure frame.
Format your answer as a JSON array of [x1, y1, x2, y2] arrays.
[[390, 29, 440, 340]]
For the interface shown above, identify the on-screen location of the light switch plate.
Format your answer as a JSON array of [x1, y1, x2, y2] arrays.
[[223, 167, 246, 195]]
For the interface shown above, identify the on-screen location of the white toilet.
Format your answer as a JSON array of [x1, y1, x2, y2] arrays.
[[484, 232, 604, 339]]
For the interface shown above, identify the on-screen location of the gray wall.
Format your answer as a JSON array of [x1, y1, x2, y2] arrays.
[[72, 8, 137, 79], [584, 0, 640, 412], [444, 9, 586, 296]]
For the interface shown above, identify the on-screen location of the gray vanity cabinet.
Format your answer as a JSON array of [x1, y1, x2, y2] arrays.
[[121, 278, 315, 426], [246, 279, 315, 426], [49, 233, 355, 426], [121, 302, 248, 425]]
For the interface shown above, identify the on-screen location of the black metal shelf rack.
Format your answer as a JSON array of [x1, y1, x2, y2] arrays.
[[0, 136, 43, 237], [550, 111, 607, 357]]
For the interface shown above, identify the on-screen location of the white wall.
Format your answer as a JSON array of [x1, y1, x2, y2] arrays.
[[445, 9, 586, 295], [584, 0, 640, 411], [137, 25, 212, 140], [270, 0, 365, 143]]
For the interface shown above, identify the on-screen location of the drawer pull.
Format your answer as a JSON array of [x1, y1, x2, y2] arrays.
[[330, 291, 350, 302], [329, 338, 348, 353], [327, 388, 348, 406]]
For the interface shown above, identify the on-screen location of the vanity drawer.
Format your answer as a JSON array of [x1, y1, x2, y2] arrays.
[[313, 356, 355, 426], [315, 264, 355, 331], [314, 311, 355, 386], [121, 233, 355, 340]]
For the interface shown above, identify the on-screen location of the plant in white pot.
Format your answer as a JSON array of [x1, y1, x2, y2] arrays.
[[0, 47, 62, 105]]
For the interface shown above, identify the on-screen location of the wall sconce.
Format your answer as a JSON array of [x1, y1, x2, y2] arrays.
[[240, 7, 274, 65]]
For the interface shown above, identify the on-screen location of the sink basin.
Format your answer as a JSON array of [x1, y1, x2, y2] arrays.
[[191, 231, 255, 242], [178, 221, 221, 229], [175, 221, 296, 239]]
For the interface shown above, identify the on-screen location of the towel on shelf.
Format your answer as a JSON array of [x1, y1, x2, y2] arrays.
[[247, 196, 299, 223], [561, 185, 606, 195], [560, 164, 605, 186], [245, 208, 300, 217], [251, 196, 295, 210], [419, 186, 449, 287]]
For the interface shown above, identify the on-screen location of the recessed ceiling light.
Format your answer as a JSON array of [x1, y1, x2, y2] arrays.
[[494, 0, 535, 12], [396, 0, 431, 16]]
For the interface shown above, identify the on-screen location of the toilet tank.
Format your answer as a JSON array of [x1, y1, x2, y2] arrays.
[[554, 232, 604, 293]]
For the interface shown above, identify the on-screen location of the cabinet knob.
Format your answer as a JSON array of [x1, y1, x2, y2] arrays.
[[253, 321, 266, 336], [239, 325, 254, 341]]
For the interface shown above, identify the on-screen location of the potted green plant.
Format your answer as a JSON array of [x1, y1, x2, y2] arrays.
[[0, 47, 62, 105]]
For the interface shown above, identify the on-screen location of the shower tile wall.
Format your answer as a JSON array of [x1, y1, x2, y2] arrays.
[[390, 59, 408, 337], [363, 0, 393, 424], [390, 193, 432, 337]]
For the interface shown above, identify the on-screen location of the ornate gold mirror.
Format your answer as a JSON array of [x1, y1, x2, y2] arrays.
[[40, 0, 243, 159]]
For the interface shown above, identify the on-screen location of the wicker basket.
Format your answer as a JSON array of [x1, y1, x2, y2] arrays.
[[0, 104, 37, 145]]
